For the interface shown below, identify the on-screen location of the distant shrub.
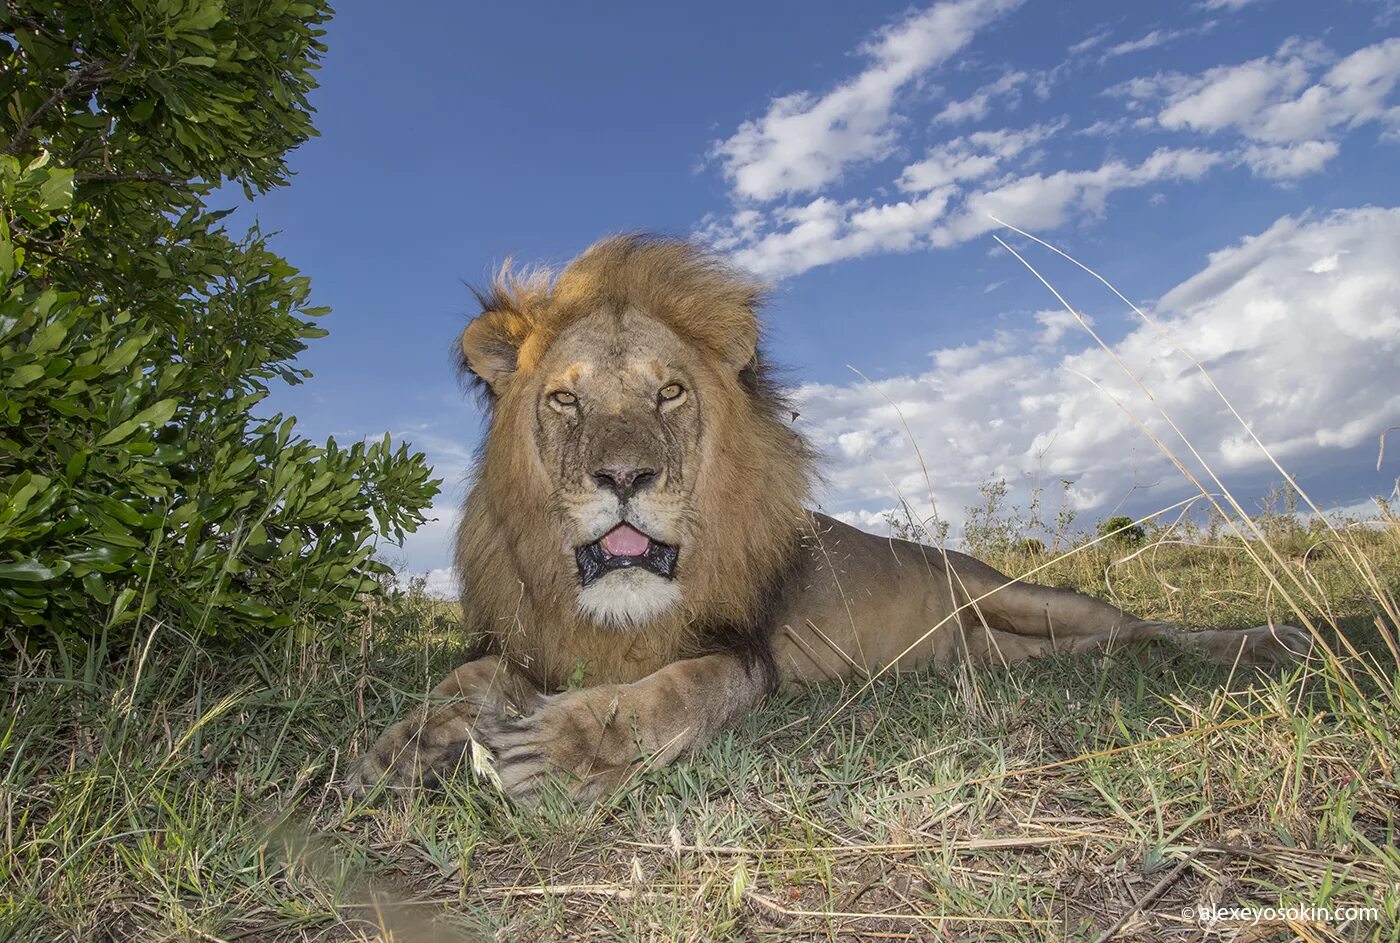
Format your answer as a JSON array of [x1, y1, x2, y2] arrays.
[[884, 505, 951, 545], [0, 3, 438, 645], [961, 477, 1079, 557], [1097, 515, 1146, 547], [963, 478, 1018, 556]]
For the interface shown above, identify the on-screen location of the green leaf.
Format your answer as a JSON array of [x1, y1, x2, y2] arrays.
[[0, 559, 71, 582], [4, 364, 45, 388], [144, 445, 188, 465], [99, 335, 154, 374], [37, 169, 74, 211], [228, 599, 280, 620], [96, 398, 180, 446], [64, 546, 135, 568], [65, 452, 89, 483], [107, 588, 138, 626], [28, 319, 68, 356], [180, 0, 226, 31], [82, 572, 112, 604]]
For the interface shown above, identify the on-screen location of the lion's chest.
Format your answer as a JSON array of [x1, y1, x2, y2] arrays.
[[504, 618, 687, 691]]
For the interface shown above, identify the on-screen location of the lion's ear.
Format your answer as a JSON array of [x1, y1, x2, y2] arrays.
[[459, 309, 525, 391], [716, 290, 761, 375], [721, 318, 760, 375]]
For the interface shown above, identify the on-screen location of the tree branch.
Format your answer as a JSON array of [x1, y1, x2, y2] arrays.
[[5, 61, 104, 156], [75, 171, 183, 185], [3, 49, 134, 157]]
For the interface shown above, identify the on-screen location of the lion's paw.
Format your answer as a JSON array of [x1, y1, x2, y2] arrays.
[[341, 733, 466, 798], [341, 695, 497, 798], [1233, 623, 1313, 667], [474, 687, 636, 806]]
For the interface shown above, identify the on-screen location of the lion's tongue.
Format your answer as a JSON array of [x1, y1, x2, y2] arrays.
[[601, 523, 651, 558]]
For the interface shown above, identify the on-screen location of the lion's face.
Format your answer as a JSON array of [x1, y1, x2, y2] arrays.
[[529, 309, 705, 627], [457, 237, 811, 648]]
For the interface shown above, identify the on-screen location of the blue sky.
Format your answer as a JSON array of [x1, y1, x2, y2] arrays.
[[235, 0, 1400, 587]]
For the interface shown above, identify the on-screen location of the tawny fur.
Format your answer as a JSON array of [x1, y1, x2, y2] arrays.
[[345, 235, 1310, 806], [454, 236, 812, 689]]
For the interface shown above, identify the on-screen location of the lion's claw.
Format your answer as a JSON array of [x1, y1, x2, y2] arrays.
[[472, 688, 634, 806], [339, 688, 508, 799], [340, 684, 633, 807], [1218, 623, 1314, 667], [1250, 623, 1313, 664]]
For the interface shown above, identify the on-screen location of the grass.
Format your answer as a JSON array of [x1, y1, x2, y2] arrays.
[[4, 229, 1399, 941], [2, 520, 1397, 942]]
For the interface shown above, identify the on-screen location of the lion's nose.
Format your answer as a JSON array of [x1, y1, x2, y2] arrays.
[[592, 465, 658, 501]]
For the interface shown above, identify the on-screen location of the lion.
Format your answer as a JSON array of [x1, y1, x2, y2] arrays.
[[345, 235, 1311, 805]]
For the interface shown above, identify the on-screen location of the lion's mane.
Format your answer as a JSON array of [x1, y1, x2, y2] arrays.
[[453, 236, 815, 689]]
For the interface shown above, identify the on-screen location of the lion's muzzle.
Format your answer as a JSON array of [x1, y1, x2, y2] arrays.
[[576, 523, 679, 586]]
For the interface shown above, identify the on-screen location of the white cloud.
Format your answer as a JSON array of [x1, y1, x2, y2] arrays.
[[705, 9, 1400, 284], [899, 121, 1061, 191], [1098, 37, 1400, 180], [940, 147, 1224, 241], [391, 496, 461, 581], [1240, 139, 1339, 178], [1153, 37, 1400, 146], [420, 567, 457, 599], [372, 425, 479, 581], [831, 508, 904, 532], [1199, 0, 1270, 9], [934, 69, 1029, 124], [709, 0, 1023, 202], [725, 144, 1224, 277], [1035, 308, 1093, 344], [791, 207, 1400, 534], [1158, 56, 1312, 132], [898, 149, 1000, 192], [1076, 117, 1132, 137], [1307, 252, 1341, 273], [697, 208, 764, 252], [725, 189, 957, 278], [1101, 27, 1200, 61], [1315, 495, 1398, 523], [1068, 29, 1111, 56]]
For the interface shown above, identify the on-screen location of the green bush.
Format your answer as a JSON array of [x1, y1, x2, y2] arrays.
[[0, 3, 439, 644], [1097, 515, 1146, 547], [1015, 537, 1045, 555]]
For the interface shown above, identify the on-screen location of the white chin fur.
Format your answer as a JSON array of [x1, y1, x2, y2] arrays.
[[577, 569, 682, 629]]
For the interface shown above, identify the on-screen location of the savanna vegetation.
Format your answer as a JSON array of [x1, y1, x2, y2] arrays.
[[2, 3, 1398, 942], [0, 0, 437, 647], [4, 497, 1397, 941]]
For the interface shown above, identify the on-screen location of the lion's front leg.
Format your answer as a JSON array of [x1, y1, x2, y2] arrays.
[[344, 655, 536, 794], [475, 653, 770, 806]]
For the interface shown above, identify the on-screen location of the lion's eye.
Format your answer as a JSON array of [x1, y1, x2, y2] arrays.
[[549, 390, 578, 408], [658, 383, 685, 403]]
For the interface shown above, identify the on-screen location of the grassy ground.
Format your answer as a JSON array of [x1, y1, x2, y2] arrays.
[[2, 521, 1398, 942]]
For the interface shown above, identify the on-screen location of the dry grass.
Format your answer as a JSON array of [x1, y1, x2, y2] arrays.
[[3, 229, 1399, 941], [2, 522, 1396, 942]]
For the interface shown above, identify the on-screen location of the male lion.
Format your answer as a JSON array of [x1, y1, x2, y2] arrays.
[[346, 235, 1309, 804]]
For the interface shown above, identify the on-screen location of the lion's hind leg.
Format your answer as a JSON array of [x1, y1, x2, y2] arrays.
[[1015, 620, 1309, 668], [958, 571, 1310, 669], [1162, 623, 1311, 667]]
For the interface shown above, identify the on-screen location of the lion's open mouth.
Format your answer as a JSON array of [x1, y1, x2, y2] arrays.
[[576, 523, 679, 586]]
